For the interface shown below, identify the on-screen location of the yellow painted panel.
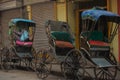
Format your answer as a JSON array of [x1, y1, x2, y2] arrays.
[[67, 2, 76, 47], [56, 3, 67, 21], [68, 2, 75, 32], [110, 0, 118, 61]]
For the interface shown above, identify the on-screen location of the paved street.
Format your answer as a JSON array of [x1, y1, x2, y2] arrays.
[[0, 65, 65, 80], [0, 65, 120, 80], [0, 70, 64, 80]]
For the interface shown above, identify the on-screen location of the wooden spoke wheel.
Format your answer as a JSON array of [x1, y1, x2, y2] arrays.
[[35, 49, 53, 79], [94, 52, 117, 80], [94, 66, 117, 80], [0, 48, 3, 69], [36, 63, 50, 79], [8, 47, 17, 69], [38, 51, 53, 72], [2, 47, 13, 71], [61, 49, 86, 80], [109, 52, 117, 65]]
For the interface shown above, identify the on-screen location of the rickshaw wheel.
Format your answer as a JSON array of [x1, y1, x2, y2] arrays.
[[109, 52, 117, 65], [0, 48, 3, 69], [61, 49, 85, 80], [36, 63, 49, 79], [21, 47, 35, 71], [34, 50, 53, 79], [2, 47, 12, 71], [94, 66, 117, 80], [38, 51, 53, 72], [29, 47, 37, 70], [94, 52, 117, 80], [8, 47, 17, 69]]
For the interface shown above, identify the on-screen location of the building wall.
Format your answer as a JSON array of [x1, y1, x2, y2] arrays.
[[56, 2, 67, 21], [56, 1, 76, 35], [68, 2, 76, 33], [109, 0, 119, 61], [24, 0, 50, 5], [1, 8, 22, 46], [0, 0, 20, 11], [31, 2, 56, 52]]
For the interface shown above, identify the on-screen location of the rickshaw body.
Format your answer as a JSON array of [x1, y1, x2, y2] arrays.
[[0, 18, 54, 79], [45, 20, 83, 79], [63, 8, 120, 80], [9, 18, 35, 58], [80, 9, 120, 64], [1, 18, 36, 71], [46, 20, 75, 62], [79, 9, 120, 79]]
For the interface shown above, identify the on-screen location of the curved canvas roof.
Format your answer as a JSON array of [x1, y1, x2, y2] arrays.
[[81, 9, 120, 22], [11, 18, 35, 23], [9, 18, 35, 27]]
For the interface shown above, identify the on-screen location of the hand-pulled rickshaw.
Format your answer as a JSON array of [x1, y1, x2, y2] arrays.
[[46, 20, 75, 58], [0, 18, 35, 70], [64, 9, 120, 80], [45, 20, 81, 79], [0, 18, 49, 79]]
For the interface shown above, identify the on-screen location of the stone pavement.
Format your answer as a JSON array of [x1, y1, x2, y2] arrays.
[[0, 65, 65, 80], [0, 70, 64, 80], [0, 65, 120, 80]]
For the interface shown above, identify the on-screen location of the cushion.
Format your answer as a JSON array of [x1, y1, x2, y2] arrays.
[[89, 40, 110, 51], [16, 40, 32, 46], [51, 31, 73, 43], [81, 31, 104, 41], [89, 40, 109, 46], [90, 31, 104, 41], [55, 41, 74, 48]]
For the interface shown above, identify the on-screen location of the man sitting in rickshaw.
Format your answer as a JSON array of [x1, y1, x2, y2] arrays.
[[9, 27, 32, 46], [13, 28, 29, 42]]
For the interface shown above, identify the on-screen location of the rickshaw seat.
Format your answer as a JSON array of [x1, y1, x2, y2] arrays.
[[81, 31, 104, 41], [81, 31, 109, 50], [16, 40, 32, 46], [90, 31, 104, 41], [51, 31, 73, 43], [89, 40, 110, 51], [89, 40, 109, 46], [55, 41, 74, 48], [51, 31, 74, 48], [88, 31, 109, 47]]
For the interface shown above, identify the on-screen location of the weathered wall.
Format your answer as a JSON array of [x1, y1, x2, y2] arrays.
[[109, 0, 119, 61]]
